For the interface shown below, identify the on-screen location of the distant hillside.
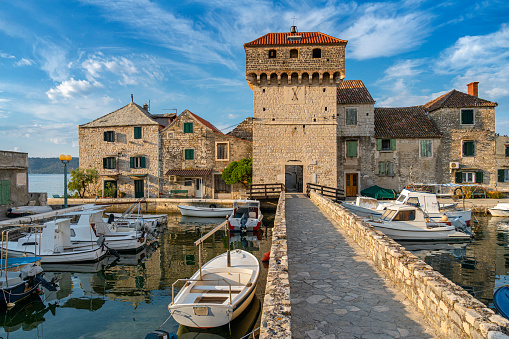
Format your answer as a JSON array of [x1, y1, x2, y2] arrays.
[[29, 157, 79, 174]]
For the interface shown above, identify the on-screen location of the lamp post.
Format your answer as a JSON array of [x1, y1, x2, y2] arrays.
[[59, 154, 72, 208]]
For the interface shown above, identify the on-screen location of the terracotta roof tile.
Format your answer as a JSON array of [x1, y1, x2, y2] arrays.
[[244, 32, 347, 47], [165, 169, 212, 176], [374, 106, 442, 138], [337, 80, 375, 104], [188, 111, 223, 134], [423, 90, 497, 112]]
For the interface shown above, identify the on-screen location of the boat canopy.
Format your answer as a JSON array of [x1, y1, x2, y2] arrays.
[[360, 185, 397, 200]]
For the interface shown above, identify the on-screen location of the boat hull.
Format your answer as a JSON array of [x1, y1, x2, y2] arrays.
[[370, 222, 471, 241], [178, 205, 232, 218], [2, 245, 108, 263], [489, 209, 509, 217], [494, 285, 509, 319]]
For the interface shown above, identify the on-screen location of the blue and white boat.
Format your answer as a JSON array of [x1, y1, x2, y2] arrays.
[[494, 285, 509, 319]]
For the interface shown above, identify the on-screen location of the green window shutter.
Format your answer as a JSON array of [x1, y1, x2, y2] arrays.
[[185, 149, 194, 160], [461, 109, 474, 124], [455, 171, 462, 183], [134, 127, 142, 139], [0, 180, 10, 205], [112, 158, 116, 169], [184, 122, 193, 133], [378, 162, 385, 175], [140, 157, 146, 168], [475, 171, 483, 184], [130, 157, 134, 168], [103, 158, 107, 169], [376, 139, 382, 151], [104, 132, 107, 141], [499, 169, 505, 182], [390, 139, 396, 151], [505, 146, 509, 157], [463, 141, 474, 156], [346, 141, 357, 157], [112, 132, 115, 142]]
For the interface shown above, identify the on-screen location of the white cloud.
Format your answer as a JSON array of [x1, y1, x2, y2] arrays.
[[384, 59, 425, 78], [376, 78, 449, 107], [46, 78, 100, 101], [34, 37, 70, 82], [341, 3, 433, 60], [0, 52, 15, 59], [14, 58, 35, 67]]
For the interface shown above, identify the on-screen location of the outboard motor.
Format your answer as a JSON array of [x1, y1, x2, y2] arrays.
[[451, 217, 473, 236], [145, 330, 176, 339], [107, 213, 115, 224], [240, 213, 248, 234]]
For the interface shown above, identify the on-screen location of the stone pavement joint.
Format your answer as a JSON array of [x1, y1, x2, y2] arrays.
[[286, 194, 439, 338]]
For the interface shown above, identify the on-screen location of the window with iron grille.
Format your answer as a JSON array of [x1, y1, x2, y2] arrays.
[[346, 108, 357, 125]]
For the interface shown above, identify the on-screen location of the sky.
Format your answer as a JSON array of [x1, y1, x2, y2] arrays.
[[0, 0, 508, 157]]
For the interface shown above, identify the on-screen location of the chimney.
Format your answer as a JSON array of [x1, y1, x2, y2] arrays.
[[467, 82, 479, 97], [131, 94, 133, 103], [143, 103, 149, 111]]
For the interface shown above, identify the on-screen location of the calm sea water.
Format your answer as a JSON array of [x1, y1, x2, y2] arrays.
[[29, 173, 70, 198], [0, 214, 272, 338]]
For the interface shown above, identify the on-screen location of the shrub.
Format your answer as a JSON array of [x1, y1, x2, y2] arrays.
[[487, 191, 504, 199]]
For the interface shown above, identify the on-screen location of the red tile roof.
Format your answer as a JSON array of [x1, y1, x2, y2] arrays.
[[374, 106, 442, 138], [189, 112, 222, 134], [337, 80, 375, 104], [423, 90, 497, 112], [165, 169, 212, 176], [244, 32, 347, 47]]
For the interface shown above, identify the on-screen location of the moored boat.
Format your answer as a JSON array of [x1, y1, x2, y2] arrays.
[[6, 206, 53, 218], [227, 200, 263, 232], [178, 205, 233, 218], [494, 285, 509, 319], [168, 222, 260, 328], [489, 203, 509, 217]]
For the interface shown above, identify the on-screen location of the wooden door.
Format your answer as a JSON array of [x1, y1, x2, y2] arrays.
[[345, 173, 358, 197], [134, 180, 144, 198]]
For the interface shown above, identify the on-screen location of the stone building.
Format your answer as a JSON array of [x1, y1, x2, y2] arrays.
[[160, 110, 252, 199], [0, 151, 29, 217], [245, 28, 501, 194], [79, 97, 175, 198]]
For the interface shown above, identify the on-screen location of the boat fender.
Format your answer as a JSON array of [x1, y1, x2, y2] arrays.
[[262, 251, 271, 262], [144, 330, 176, 339], [209, 203, 217, 208]]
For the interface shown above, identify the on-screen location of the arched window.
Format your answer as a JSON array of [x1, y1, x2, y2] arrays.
[[313, 48, 321, 58], [268, 49, 276, 58], [290, 49, 298, 58]]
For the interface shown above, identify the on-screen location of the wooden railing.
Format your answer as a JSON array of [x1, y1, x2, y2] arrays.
[[248, 183, 285, 200], [306, 183, 345, 202]]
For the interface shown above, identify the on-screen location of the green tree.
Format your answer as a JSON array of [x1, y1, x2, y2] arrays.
[[67, 168, 99, 198], [222, 158, 252, 186]]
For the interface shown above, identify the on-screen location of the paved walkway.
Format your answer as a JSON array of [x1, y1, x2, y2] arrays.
[[286, 194, 439, 339]]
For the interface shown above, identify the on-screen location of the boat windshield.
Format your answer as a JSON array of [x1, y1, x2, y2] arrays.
[[396, 195, 406, 203], [392, 210, 415, 221], [381, 209, 397, 221]]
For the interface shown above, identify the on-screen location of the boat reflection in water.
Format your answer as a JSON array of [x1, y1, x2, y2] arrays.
[[176, 295, 261, 339], [0, 294, 57, 334]]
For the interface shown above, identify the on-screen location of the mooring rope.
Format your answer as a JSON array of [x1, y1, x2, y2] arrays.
[[157, 312, 173, 330]]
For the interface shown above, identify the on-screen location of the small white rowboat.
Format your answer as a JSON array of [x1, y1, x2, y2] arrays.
[[177, 205, 232, 218]]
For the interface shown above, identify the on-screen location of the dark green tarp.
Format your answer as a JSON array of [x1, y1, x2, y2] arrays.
[[360, 185, 397, 199]]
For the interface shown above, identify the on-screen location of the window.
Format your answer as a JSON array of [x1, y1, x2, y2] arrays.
[[346, 108, 357, 125], [455, 171, 483, 183], [216, 142, 229, 160], [103, 157, 116, 169], [268, 49, 276, 58], [498, 169, 509, 182], [378, 161, 394, 176], [461, 109, 474, 125], [184, 149, 194, 160], [290, 49, 298, 58], [130, 156, 146, 169], [346, 140, 358, 157], [505, 146, 509, 157], [377, 139, 396, 151], [184, 178, 193, 186], [312, 48, 321, 58], [103, 131, 115, 142], [463, 140, 475, 157], [184, 122, 193, 133], [420, 140, 433, 157], [215, 174, 231, 193], [134, 127, 142, 139], [392, 210, 416, 221], [0, 180, 10, 205]]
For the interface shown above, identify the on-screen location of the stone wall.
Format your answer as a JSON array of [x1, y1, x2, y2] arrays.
[[310, 191, 509, 338], [0, 151, 29, 217], [260, 191, 291, 338]]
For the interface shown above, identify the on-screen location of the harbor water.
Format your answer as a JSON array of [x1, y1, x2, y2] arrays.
[[0, 214, 272, 338], [29, 174, 69, 198]]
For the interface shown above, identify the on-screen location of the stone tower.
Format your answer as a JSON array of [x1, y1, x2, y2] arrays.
[[244, 27, 347, 191]]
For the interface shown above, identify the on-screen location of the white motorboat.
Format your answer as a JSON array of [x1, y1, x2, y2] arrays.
[[6, 205, 53, 218], [1, 219, 107, 263], [489, 203, 509, 217], [178, 205, 233, 218], [365, 205, 472, 241], [59, 209, 146, 252], [228, 200, 263, 232], [169, 222, 260, 328]]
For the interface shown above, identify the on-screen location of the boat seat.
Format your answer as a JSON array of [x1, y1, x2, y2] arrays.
[[191, 285, 244, 293]]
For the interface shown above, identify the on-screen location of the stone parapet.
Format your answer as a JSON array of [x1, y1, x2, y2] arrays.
[[310, 191, 509, 338], [260, 191, 291, 338]]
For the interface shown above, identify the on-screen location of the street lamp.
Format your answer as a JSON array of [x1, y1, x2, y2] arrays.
[[59, 154, 72, 208]]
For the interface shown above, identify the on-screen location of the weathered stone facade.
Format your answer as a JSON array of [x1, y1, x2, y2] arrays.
[[494, 136, 509, 191], [0, 151, 29, 217], [79, 100, 174, 198], [160, 110, 252, 198]]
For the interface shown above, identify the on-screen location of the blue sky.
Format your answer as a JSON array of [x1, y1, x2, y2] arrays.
[[1, 0, 508, 157]]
